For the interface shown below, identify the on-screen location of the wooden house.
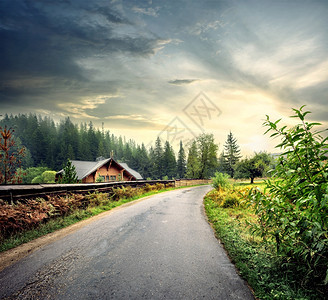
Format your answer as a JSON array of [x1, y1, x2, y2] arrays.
[[57, 158, 142, 183]]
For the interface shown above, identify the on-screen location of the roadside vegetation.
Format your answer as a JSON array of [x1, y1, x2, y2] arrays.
[[0, 183, 174, 253], [206, 107, 328, 299]]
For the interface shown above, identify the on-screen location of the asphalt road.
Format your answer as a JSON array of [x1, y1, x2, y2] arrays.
[[0, 186, 254, 299]]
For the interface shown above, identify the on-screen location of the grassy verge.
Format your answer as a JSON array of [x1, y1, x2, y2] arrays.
[[204, 186, 323, 300], [0, 184, 205, 253]]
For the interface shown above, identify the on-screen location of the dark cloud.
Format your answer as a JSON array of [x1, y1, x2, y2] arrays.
[[0, 0, 163, 105], [168, 79, 199, 85], [0, 0, 327, 137]]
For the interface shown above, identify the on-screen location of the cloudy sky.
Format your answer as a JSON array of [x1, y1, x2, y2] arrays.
[[1, 0, 327, 155]]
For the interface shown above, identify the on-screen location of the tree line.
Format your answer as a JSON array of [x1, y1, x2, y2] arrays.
[[0, 113, 274, 184]]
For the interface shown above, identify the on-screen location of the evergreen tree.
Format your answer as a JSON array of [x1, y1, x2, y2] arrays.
[[148, 146, 156, 179], [87, 121, 98, 160], [0, 113, 151, 177], [133, 144, 150, 179], [123, 143, 133, 164], [153, 137, 163, 179], [177, 141, 186, 178], [116, 136, 124, 160], [186, 140, 200, 179], [78, 123, 92, 161], [97, 139, 106, 158], [60, 159, 78, 183], [222, 131, 241, 178], [162, 141, 177, 179]]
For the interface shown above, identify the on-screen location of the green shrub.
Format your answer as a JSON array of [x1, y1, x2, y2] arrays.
[[223, 193, 240, 208], [250, 106, 328, 291], [155, 183, 165, 190], [207, 187, 247, 209], [85, 192, 109, 207], [31, 175, 43, 184], [143, 183, 155, 192], [212, 172, 230, 191], [96, 176, 104, 183], [112, 186, 142, 200], [41, 171, 56, 183]]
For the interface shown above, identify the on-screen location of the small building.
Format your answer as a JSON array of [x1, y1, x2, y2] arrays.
[[57, 158, 142, 183]]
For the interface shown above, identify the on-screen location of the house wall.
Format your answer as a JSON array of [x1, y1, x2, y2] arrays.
[[82, 164, 134, 183], [82, 175, 95, 184]]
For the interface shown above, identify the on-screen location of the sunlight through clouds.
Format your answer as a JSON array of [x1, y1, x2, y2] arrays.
[[0, 0, 327, 153]]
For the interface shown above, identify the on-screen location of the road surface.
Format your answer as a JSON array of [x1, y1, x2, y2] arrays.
[[0, 186, 254, 299]]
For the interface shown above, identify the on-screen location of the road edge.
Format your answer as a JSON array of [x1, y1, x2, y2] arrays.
[[0, 186, 200, 272]]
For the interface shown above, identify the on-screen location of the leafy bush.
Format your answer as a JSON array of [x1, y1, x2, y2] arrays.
[[155, 183, 165, 190], [31, 171, 56, 184], [112, 186, 142, 200], [249, 106, 328, 290], [0, 194, 86, 240], [96, 176, 105, 183], [85, 192, 109, 207], [222, 193, 240, 208], [21, 167, 49, 184], [212, 172, 230, 191], [0, 183, 171, 242], [31, 175, 43, 184], [143, 183, 156, 192], [209, 186, 248, 208]]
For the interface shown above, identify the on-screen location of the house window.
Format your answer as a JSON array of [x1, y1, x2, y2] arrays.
[[110, 175, 116, 181], [106, 175, 109, 182]]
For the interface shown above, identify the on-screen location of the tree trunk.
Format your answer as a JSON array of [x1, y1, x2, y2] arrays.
[[250, 177, 254, 184]]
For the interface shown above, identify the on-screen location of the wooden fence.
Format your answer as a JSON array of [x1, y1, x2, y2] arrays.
[[0, 179, 212, 202], [175, 179, 212, 187]]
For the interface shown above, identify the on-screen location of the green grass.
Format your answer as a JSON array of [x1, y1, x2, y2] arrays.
[[232, 179, 267, 190], [0, 186, 184, 253], [204, 189, 324, 300]]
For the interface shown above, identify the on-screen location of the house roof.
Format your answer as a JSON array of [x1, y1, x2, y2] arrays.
[[71, 158, 111, 180], [120, 163, 143, 180], [58, 158, 143, 180]]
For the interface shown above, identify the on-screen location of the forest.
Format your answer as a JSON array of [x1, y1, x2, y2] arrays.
[[0, 113, 273, 184], [0, 114, 220, 183]]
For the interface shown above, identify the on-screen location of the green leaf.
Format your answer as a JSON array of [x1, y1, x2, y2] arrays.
[[324, 269, 328, 285]]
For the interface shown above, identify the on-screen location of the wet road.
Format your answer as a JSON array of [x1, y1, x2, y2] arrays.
[[0, 186, 253, 299]]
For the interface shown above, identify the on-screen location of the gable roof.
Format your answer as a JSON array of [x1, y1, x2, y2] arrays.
[[58, 158, 143, 180], [71, 158, 111, 180], [120, 163, 143, 180]]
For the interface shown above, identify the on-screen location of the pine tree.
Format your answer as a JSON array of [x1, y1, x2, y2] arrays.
[[60, 159, 78, 183], [222, 131, 241, 178], [177, 141, 186, 178], [123, 143, 133, 164], [153, 137, 163, 179], [133, 144, 150, 179], [162, 141, 177, 179], [186, 140, 200, 179], [148, 146, 156, 179]]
